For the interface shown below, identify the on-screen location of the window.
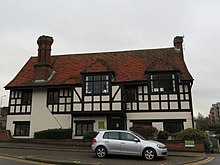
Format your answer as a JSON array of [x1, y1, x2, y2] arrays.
[[48, 89, 59, 104], [9, 90, 32, 114], [124, 86, 137, 102], [21, 90, 32, 105], [120, 132, 137, 141], [14, 121, 30, 136], [85, 75, 109, 95], [164, 121, 183, 133], [133, 121, 152, 127], [150, 73, 176, 93], [103, 132, 119, 140], [75, 120, 94, 136]]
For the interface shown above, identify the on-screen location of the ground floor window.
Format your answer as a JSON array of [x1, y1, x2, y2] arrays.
[[163, 121, 183, 133], [75, 120, 94, 136], [13, 121, 30, 136], [132, 121, 152, 127]]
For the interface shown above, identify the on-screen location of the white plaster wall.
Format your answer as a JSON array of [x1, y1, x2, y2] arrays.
[[53, 114, 71, 128], [30, 88, 71, 138], [112, 86, 121, 101]]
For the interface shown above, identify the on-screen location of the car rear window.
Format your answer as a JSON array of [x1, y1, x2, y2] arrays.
[[103, 132, 119, 140]]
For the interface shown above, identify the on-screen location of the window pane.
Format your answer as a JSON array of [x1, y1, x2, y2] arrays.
[[88, 123, 93, 132], [76, 124, 82, 135], [121, 132, 136, 141], [124, 86, 137, 102], [15, 125, 20, 135], [108, 132, 119, 139], [48, 90, 59, 104], [21, 90, 32, 105]]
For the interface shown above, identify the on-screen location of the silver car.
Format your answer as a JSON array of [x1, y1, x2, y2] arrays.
[[92, 130, 167, 160]]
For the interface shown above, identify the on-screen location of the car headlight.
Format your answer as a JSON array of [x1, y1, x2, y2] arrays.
[[157, 144, 166, 149]]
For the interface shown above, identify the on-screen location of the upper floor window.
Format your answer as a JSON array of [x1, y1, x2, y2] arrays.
[[9, 89, 32, 114], [85, 75, 109, 95], [21, 90, 32, 105], [48, 89, 59, 104], [150, 73, 177, 93], [124, 85, 137, 102]]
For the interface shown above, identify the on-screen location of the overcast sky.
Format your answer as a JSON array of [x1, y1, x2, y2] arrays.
[[1, 0, 219, 116]]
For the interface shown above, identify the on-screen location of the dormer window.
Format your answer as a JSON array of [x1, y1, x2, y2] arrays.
[[85, 74, 110, 95], [150, 73, 177, 93]]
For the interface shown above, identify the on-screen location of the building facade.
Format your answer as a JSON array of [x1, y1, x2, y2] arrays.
[[5, 36, 194, 139], [209, 102, 220, 125]]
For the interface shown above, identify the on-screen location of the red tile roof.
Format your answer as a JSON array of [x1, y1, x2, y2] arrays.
[[5, 47, 193, 89]]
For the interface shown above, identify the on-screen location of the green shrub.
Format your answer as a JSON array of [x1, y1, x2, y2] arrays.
[[157, 131, 169, 140], [83, 131, 98, 140], [34, 128, 72, 139], [130, 126, 158, 140], [175, 128, 211, 152]]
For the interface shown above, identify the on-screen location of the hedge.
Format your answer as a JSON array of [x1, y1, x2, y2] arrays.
[[34, 128, 72, 139], [83, 131, 98, 140], [174, 128, 211, 152], [130, 126, 158, 140]]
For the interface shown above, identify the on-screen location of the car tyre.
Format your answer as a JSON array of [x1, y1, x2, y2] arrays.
[[96, 146, 107, 158], [143, 148, 156, 160]]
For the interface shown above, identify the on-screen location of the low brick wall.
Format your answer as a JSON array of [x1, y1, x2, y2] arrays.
[[161, 140, 205, 152], [0, 130, 12, 141], [0, 132, 205, 152]]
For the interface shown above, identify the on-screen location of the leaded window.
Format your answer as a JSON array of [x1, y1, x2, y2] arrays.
[[14, 121, 30, 136], [48, 89, 59, 104], [85, 75, 109, 95], [164, 121, 183, 133], [75, 120, 94, 136], [124, 85, 137, 102], [9, 90, 32, 114], [150, 73, 177, 93], [21, 90, 32, 105]]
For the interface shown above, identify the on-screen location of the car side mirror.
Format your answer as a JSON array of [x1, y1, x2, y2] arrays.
[[134, 138, 140, 142]]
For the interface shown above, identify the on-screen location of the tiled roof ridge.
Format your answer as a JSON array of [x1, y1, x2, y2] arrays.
[[36, 47, 176, 58]]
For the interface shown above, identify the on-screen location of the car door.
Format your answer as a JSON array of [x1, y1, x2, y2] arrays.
[[103, 132, 121, 154], [120, 132, 141, 156]]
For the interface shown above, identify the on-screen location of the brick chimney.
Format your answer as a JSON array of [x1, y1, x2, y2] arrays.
[[34, 35, 54, 82], [173, 36, 183, 52]]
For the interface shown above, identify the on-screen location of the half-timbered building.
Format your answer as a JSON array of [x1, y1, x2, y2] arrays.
[[5, 35, 194, 138]]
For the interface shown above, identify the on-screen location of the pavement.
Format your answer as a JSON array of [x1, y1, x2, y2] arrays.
[[0, 141, 207, 165]]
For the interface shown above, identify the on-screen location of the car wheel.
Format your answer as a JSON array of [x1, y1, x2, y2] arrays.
[[143, 148, 156, 160], [96, 146, 107, 158]]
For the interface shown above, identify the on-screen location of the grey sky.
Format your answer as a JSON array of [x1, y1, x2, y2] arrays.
[[0, 0, 219, 116]]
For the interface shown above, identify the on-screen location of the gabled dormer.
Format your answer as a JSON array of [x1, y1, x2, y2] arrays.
[[81, 72, 114, 96]]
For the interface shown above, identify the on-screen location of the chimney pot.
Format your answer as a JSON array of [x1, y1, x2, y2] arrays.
[[173, 36, 183, 51], [37, 35, 53, 64]]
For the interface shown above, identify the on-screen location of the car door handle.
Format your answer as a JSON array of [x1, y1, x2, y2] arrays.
[[105, 141, 109, 143], [121, 142, 125, 144]]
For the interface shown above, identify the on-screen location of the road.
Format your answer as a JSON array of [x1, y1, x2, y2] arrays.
[[204, 154, 219, 165], [0, 147, 206, 165], [0, 155, 52, 165]]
